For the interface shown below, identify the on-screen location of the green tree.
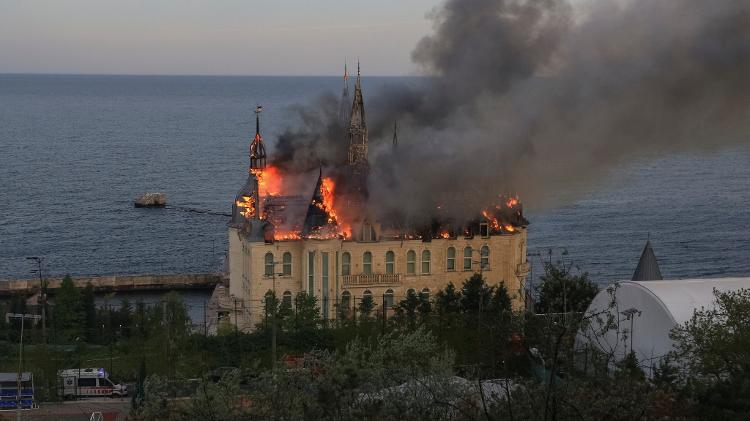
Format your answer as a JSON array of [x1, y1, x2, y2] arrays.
[[81, 283, 97, 342], [670, 288, 750, 419], [489, 283, 512, 314], [393, 289, 420, 329], [435, 282, 462, 314], [293, 292, 321, 331], [358, 294, 375, 319], [460, 273, 493, 314], [54, 275, 83, 339], [119, 297, 133, 338], [417, 293, 432, 320], [537, 261, 598, 313]]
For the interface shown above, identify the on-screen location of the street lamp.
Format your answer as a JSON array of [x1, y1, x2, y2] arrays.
[[25, 257, 47, 342], [265, 261, 285, 370], [7, 313, 41, 421], [470, 247, 488, 278], [620, 307, 642, 355]]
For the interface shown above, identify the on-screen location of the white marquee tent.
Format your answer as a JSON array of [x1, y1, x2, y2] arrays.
[[575, 277, 750, 377]]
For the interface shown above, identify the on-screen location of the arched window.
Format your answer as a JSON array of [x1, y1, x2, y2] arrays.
[[385, 251, 395, 274], [406, 250, 416, 275], [384, 289, 394, 308], [282, 252, 292, 276], [342, 252, 351, 276], [421, 288, 430, 300], [421, 250, 431, 274], [264, 252, 274, 276], [463, 247, 473, 271], [341, 291, 351, 309], [481, 246, 490, 270], [446, 247, 456, 271], [363, 251, 373, 275], [363, 289, 373, 301], [282, 290, 292, 306]]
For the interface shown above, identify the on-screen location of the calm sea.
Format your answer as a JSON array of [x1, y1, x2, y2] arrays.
[[1, 74, 749, 287]]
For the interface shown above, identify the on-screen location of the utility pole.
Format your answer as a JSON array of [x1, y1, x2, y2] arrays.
[[382, 293, 386, 333], [26, 257, 46, 342], [233, 299, 238, 333]]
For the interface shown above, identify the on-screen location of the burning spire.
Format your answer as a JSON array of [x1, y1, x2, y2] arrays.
[[347, 61, 368, 168], [250, 105, 266, 171]]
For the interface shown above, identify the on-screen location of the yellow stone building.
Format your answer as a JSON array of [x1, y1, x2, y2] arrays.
[[223, 66, 529, 331], [227, 225, 529, 330]]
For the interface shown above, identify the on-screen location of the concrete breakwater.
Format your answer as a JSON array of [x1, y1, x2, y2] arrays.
[[0, 273, 223, 297]]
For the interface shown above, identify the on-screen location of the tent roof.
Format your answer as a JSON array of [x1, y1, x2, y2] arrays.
[[630, 277, 750, 324], [578, 277, 750, 376]]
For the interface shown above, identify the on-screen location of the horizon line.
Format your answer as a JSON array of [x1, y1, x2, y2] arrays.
[[0, 71, 424, 78]]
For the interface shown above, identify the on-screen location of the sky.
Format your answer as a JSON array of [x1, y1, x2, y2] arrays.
[[0, 0, 439, 76]]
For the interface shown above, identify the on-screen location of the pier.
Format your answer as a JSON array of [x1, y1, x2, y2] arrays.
[[0, 273, 223, 297]]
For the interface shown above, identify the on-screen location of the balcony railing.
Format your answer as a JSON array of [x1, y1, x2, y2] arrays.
[[342, 273, 401, 287], [516, 262, 531, 277]]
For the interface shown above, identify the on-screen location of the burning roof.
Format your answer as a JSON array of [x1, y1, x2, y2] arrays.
[[230, 70, 528, 243]]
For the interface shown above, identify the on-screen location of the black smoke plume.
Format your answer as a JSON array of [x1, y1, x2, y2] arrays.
[[275, 0, 750, 223]]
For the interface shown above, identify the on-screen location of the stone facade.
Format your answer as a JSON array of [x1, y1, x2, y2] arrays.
[[227, 226, 529, 331]]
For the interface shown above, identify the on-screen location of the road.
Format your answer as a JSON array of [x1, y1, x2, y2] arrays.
[[2, 398, 130, 421]]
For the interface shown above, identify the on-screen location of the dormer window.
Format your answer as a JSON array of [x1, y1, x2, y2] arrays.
[[361, 223, 377, 242], [480, 222, 489, 238]]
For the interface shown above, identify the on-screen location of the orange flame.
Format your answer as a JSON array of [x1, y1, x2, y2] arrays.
[[274, 230, 302, 240], [503, 224, 516, 232], [482, 210, 501, 231], [252, 165, 282, 197], [235, 195, 256, 218]]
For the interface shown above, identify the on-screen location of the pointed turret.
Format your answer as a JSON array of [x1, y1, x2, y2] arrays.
[[250, 105, 266, 171], [347, 61, 368, 168], [302, 168, 330, 235], [631, 240, 663, 281], [339, 61, 351, 125]]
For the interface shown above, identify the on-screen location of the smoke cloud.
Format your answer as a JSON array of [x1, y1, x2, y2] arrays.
[[275, 0, 750, 223]]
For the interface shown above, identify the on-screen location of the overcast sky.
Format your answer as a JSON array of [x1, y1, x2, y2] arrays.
[[0, 0, 439, 76]]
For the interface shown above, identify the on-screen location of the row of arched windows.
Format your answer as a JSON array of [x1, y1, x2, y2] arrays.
[[264, 252, 292, 276], [342, 246, 490, 275], [340, 288, 430, 308], [265, 246, 490, 278]]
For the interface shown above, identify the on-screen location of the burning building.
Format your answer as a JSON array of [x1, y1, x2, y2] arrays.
[[226, 66, 530, 331]]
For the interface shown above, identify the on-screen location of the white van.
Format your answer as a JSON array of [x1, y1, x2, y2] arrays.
[[58, 368, 128, 399]]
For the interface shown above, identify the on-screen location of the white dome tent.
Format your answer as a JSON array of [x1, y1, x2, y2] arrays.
[[575, 277, 750, 377]]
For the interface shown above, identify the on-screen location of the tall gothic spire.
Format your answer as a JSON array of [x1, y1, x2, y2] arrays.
[[250, 105, 266, 171], [338, 61, 351, 124], [347, 61, 368, 168]]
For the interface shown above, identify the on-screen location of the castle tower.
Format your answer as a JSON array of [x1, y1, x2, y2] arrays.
[[230, 106, 266, 226], [347, 62, 368, 169]]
